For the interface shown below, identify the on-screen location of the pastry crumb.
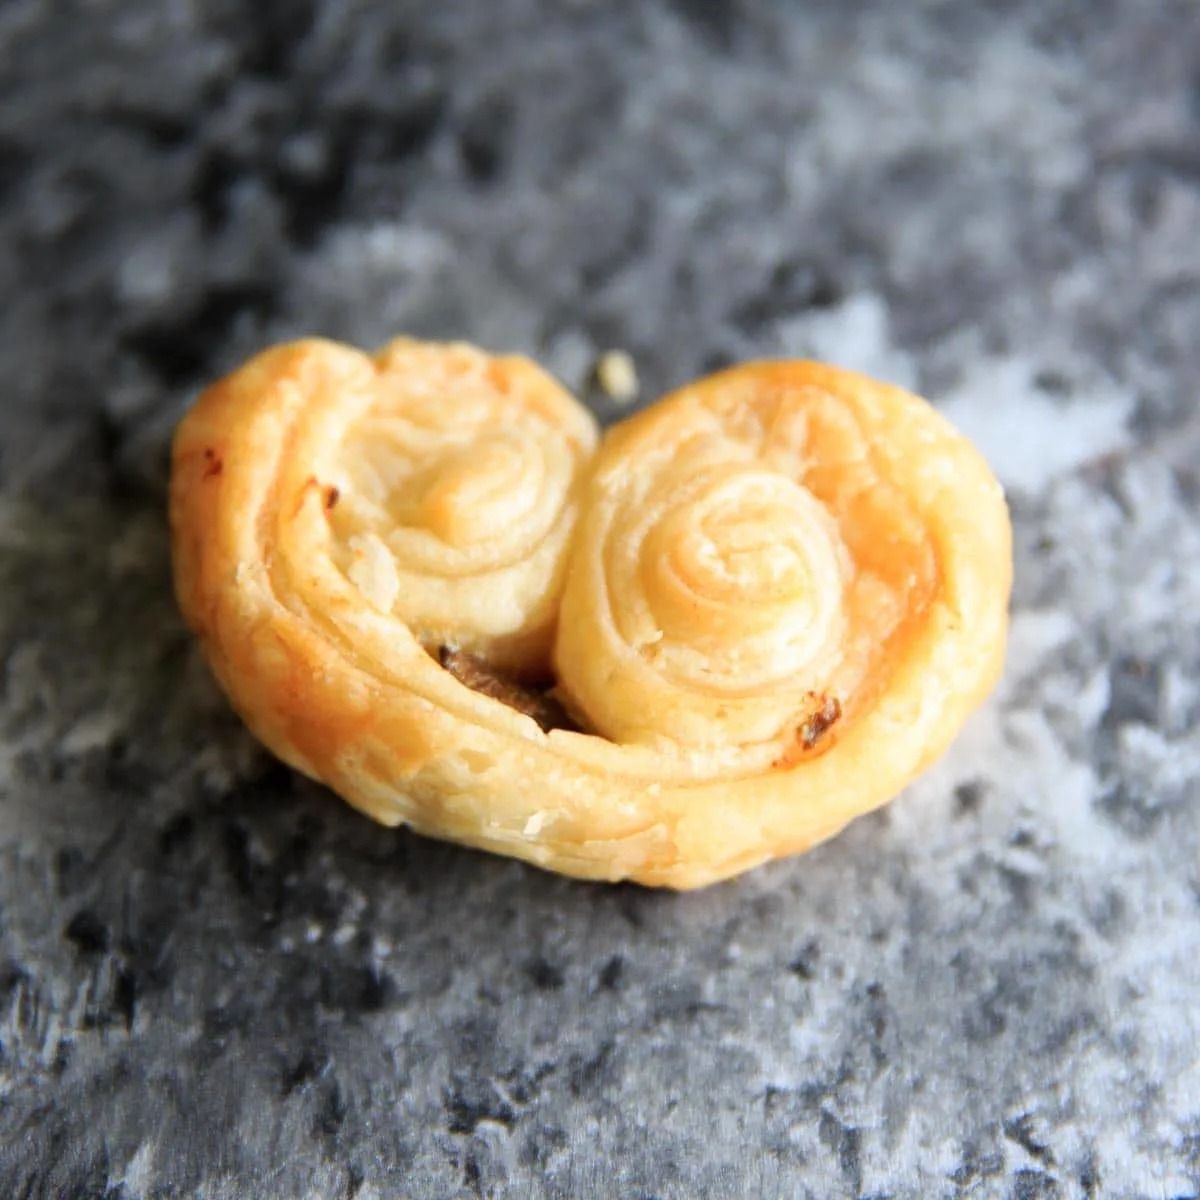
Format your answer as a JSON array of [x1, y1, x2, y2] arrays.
[[595, 350, 639, 405], [347, 533, 400, 612]]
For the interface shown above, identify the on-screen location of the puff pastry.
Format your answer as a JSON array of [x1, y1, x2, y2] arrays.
[[171, 341, 1011, 889]]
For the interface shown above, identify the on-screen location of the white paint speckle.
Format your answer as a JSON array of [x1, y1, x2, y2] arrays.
[[937, 357, 1134, 495], [779, 294, 919, 392]]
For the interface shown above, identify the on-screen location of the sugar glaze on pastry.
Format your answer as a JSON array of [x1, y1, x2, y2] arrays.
[[170, 341, 1011, 889]]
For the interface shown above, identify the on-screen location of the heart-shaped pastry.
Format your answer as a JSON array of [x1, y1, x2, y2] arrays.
[[170, 339, 1011, 888]]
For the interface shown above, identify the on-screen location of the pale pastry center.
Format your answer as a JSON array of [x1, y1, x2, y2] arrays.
[[398, 433, 546, 550], [330, 390, 575, 587], [637, 468, 847, 692]]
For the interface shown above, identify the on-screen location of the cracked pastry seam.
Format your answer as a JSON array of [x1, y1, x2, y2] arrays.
[[169, 338, 1012, 890]]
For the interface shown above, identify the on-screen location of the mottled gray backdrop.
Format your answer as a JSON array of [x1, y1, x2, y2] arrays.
[[1, 1, 1198, 1196]]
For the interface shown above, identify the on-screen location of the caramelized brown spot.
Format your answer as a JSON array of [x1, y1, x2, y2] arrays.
[[438, 647, 579, 734], [202, 448, 224, 479], [798, 695, 842, 750], [325, 485, 340, 510]]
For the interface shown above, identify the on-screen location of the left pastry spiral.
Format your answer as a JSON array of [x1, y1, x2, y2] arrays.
[[171, 338, 598, 684], [169, 336, 602, 821]]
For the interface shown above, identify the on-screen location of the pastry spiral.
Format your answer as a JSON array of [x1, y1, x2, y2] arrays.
[[171, 344, 1011, 890], [173, 338, 597, 681]]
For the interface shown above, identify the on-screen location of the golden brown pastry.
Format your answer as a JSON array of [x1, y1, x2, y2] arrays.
[[171, 343, 1011, 890]]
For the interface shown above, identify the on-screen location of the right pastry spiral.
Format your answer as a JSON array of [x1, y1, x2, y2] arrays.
[[555, 360, 1011, 798]]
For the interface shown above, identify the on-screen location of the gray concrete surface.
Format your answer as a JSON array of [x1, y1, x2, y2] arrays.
[[1, 1, 1198, 1195]]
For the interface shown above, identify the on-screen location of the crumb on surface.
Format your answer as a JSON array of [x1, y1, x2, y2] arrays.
[[595, 350, 639, 405]]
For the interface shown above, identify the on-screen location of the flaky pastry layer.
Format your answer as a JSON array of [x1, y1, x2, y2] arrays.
[[170, 340, 1011, 889]]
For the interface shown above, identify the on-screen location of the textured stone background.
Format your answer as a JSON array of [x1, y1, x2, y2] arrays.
[[2, 1, 1199, 1196]]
